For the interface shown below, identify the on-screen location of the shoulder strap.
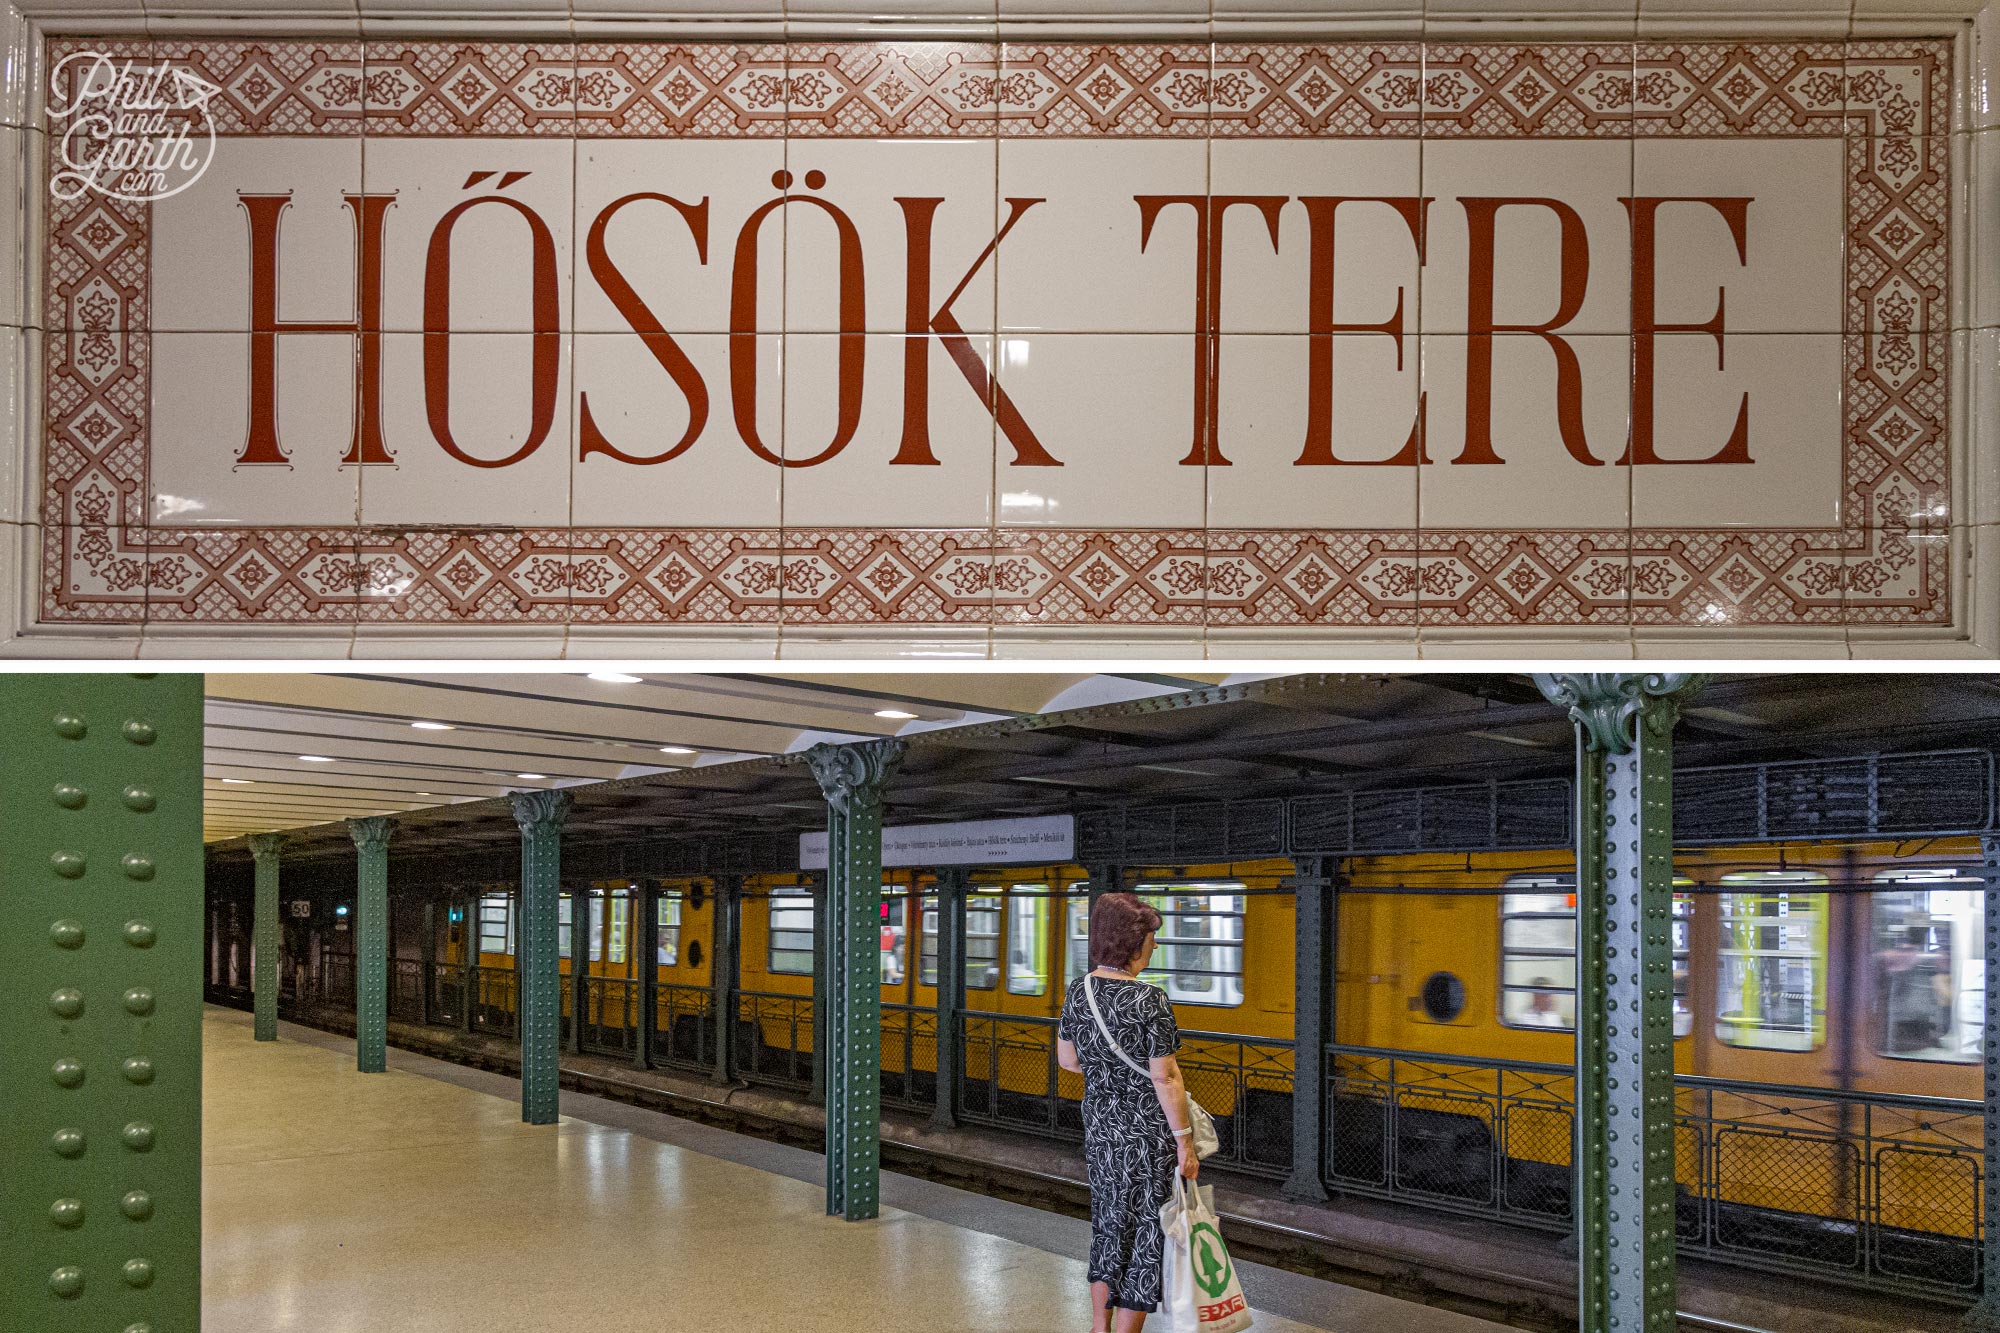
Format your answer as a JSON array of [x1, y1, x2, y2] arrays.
[[1083, 974, 1153, 1079]]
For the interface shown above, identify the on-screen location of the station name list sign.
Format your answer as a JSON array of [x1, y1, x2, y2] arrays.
[[800, 814, 1076, 870]]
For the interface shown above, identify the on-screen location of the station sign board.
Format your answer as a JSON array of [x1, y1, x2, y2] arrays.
[[799, 814, 1075, 870]]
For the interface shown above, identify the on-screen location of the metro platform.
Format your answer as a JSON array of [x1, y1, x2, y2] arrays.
[[202, 1005, 1468, 1333]]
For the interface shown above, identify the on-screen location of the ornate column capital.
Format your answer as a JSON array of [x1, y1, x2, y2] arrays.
[[804, 739, 905, 813], [246, 832, 284, 861], [346, 815, 394, 853], [508, 787, 572, 837], [1532, 672, 1710, 754]]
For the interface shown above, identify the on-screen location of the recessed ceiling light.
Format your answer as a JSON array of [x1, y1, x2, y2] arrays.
[[411, 721, 455, 731], [299, 755, 334, 763], [874, 708, 917, 720], [659, 746, 696, 755], [221, 778, 252, 785], [516, 773, 546, 780], [588, 671, 642, 684]]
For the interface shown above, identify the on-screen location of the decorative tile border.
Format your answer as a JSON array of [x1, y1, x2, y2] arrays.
[[33, 37, 1952, 630]]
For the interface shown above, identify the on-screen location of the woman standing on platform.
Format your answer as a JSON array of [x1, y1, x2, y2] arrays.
[[1057, 892, 1200, 1333]]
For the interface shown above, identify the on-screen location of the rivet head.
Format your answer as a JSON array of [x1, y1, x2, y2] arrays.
[[122, 785, 156, 812], [120, 1190, 154, 1221], [50, 919, 85, 948], [122, 719, 157, 746], [50, 1128, 86, 1157], [49, 988, 84, 1019], [50, 1057, 85, 1088], [120, 853, 156, 882], [49, 1266, 84, 1298], [125, 1324, 155, 1333], [123, 987, 155, 1016], [50, 851, 86, 879], [53, 712, 86, 739], [121, 1056, 155, 1085], [52, 782, 86, 809], [121, 1122, 154, 1151], [50, 1198, 86, 1228], [121, 1258, 154, 1288], [123, 921, 156, 948]]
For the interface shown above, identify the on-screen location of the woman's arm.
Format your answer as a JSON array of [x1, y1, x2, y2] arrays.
[[1057, 1036, 1082, 1074], [1148, 1052, 1199, 1179]]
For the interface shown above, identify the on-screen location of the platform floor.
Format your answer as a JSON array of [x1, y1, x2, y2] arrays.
[[201, 1006, 1511, 1333]]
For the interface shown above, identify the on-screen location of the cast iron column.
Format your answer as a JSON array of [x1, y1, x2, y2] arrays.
[[1964, 835, 2000, 1329], [510, 790, 571, 1125], [930, 867, 968, 1131], [347, 816, 393, 1074], [247, 832, 284, 1041], [634, 882, 658, 1070], [3, 673, 205, 1329], [1284, 855, 1335, 1202], [569, 887, 588, 1055], [712, 875, 741, 1085], [419, 898, 437, 1027], [1087, 862, 1122, 907], [806, 739, 906, 1222], [460, 891, 477, 1034], [1535, 672, 1706, 1333]]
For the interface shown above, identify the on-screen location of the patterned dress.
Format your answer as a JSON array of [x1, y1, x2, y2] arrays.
[[1059, 974, 1181, 1313]]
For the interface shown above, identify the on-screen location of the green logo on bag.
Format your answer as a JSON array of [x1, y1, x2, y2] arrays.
[[1190, 1222, 1232, 1299]]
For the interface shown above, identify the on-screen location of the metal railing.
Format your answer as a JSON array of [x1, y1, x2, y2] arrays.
[[317, 949, 356, 1007], [431, 963, 466, 1027], [881, 1003, 939, 1111], [734, 989, 815, 1091], [470, 965, 517, 1039], [580, 976, 639, 1059], [652, 982, 714, 1073], [389, 958, 427, 1023]]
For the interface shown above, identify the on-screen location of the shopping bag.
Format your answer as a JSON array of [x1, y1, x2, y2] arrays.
[[1159, 1175, 1253, 1333]]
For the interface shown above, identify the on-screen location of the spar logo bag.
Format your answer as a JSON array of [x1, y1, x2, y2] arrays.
[[1159, 1175, 1253, 1333]]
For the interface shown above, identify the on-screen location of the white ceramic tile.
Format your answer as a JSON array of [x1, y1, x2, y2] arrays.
[[565, 625, 781, 658], [0, 125, 25, 329], [361, 330, 571, 526], [571, 331, 781, 528], [996, 139, 1208, 334], [349, 625, 568, 657], [781, 333, 996, 529], [151, 135, 363, 333], [1417, 332, 1633, 529], [149, 331, 362, 527], [1971, 326, 2000, 529], [363, 135, 574, 333], [1632, 137, 1844, 335], [1629, 332, 1843, 527], [1633, 631, 1849, 657], [989, 625, 1208, 658], [1975, 0, 1999, 133], [1419, 631, 1635, 658], [1419, 137, 1634, 336], [784, 138, 999, 336], [1849, 137, 1950, 334], [1972, 128, 2000, 331], [1200, 627, 1421, 657], [1208, 333, 1420, 528], [1209, 139, 1423, 335], [0, 2, 33, 128], [0, 324, 35, 522], [776, 625, 992, 658], [574, 137, 786, 335], [993, 333, 1206, 528]]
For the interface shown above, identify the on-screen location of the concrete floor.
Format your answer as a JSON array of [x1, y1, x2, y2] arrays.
[[201, 1006, 1510, 1333]]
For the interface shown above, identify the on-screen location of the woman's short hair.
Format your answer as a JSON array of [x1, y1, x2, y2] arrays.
[[1089, 892, 1163, 970]]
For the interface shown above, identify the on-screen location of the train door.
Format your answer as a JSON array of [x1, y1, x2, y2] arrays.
[[651, 879, 716, 1071], [579, 883, 637, 1058]]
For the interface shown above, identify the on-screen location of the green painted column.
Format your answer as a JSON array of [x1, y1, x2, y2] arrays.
[[1284, 855, 1335, 1203], [346, 816, 393, 1074], [929, 867, 967, 1132], [1535, 673, 1706, 1333], [1963, 835, 2000, 1331], [2, 673, 204, 1329], [712, 875, 741, 1086], [247, 832, 283, 1041], [509, 790, 570, 1126], [805, 739, 905, 1222]]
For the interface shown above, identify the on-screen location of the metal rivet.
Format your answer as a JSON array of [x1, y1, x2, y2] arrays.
[[49, 1266, 84, 1298], [50, 1198, 86, 1228], [122, 785, 156, 812], [121, 1056, 155, 1085], [121, 1122, 154, 1151], [53, 713, 86, 739], [124, 921, 156, 948], [125, 1324, 155, 1333], [51, 1057, 85, 1088], [123, 987, 155, 1016], [50, 1127, 86, 1157], [121, 1190, 154, 1221], [50, 919, 85, 948], [49, 988, 84, 1019], [121, 853, 156, 882], [52, 782, 86, 809], [51, 851, 86, 879], [121, 1258, 154, 1288], [122, 719, 157, 745]]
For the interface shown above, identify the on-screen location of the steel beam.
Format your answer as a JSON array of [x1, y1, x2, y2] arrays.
[[1965, 834, 2000, 1331], [930, 867, 968, 1131], [712, 876, 741, 1085], [347, 816, 394, 1074], [3, 674, 205, 1329], [806, 739, 905, 1222], [1536, 673, 1705, 1333], [1284, 855, 1334, 1202], [510, 790, 571, 1126], [247, 832, 283, 1041]]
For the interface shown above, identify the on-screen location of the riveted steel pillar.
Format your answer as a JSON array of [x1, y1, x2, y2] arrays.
[[1964, 835, 2000, 1330], [247, 832, 283, 1041], [1087, 863, 1122, 908], [1284, 855, 1335, 1202], [635, 882, 658, 1071], [2, 673, 204, 1329], [510, 791, 571, 1126], [460, 891, 477, 1035], [569, 886, 588, 1055], [712, 876, 741, 1085], [929, 867, 968, 1131], [806, 739, 905, 1222], [1535, 673, 1706, 1333], [347, 817, 393, 1074], [419, 898, 437, 1027]]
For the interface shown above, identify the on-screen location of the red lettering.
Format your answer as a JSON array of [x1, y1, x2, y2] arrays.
[[1621, 195, 1752, 465], [1295, 196, 1429, 467], [578, 192, 711, 466]]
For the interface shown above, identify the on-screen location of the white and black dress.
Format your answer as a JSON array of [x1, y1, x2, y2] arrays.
[[1059, 975, 1181, 1313]]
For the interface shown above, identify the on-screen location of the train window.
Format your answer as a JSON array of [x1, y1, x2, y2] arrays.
[[881, 884, 908, 986], [1133, 884, 1246, 1008], [1065, 894, 1090, 988], [1671, 892, 1693, 1038], [657, 893, 681, 966], [1500, 877, 1576, 1030], [592, 892, 630, 964], [918, 894, 939, 985], [1008, 890, 1051, 996], [967, 894, 1001, 990], [558, 896, 574, 958], [1872, 867, 1984, 1064], [1716, 871, 1829, 1051], [477, 893, 512, 957], [769, 888, 816, 975]]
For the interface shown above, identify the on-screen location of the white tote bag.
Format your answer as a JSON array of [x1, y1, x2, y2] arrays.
[[1159, 1175, 1253, 1333], [1083, 975, 1219, 1159]]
